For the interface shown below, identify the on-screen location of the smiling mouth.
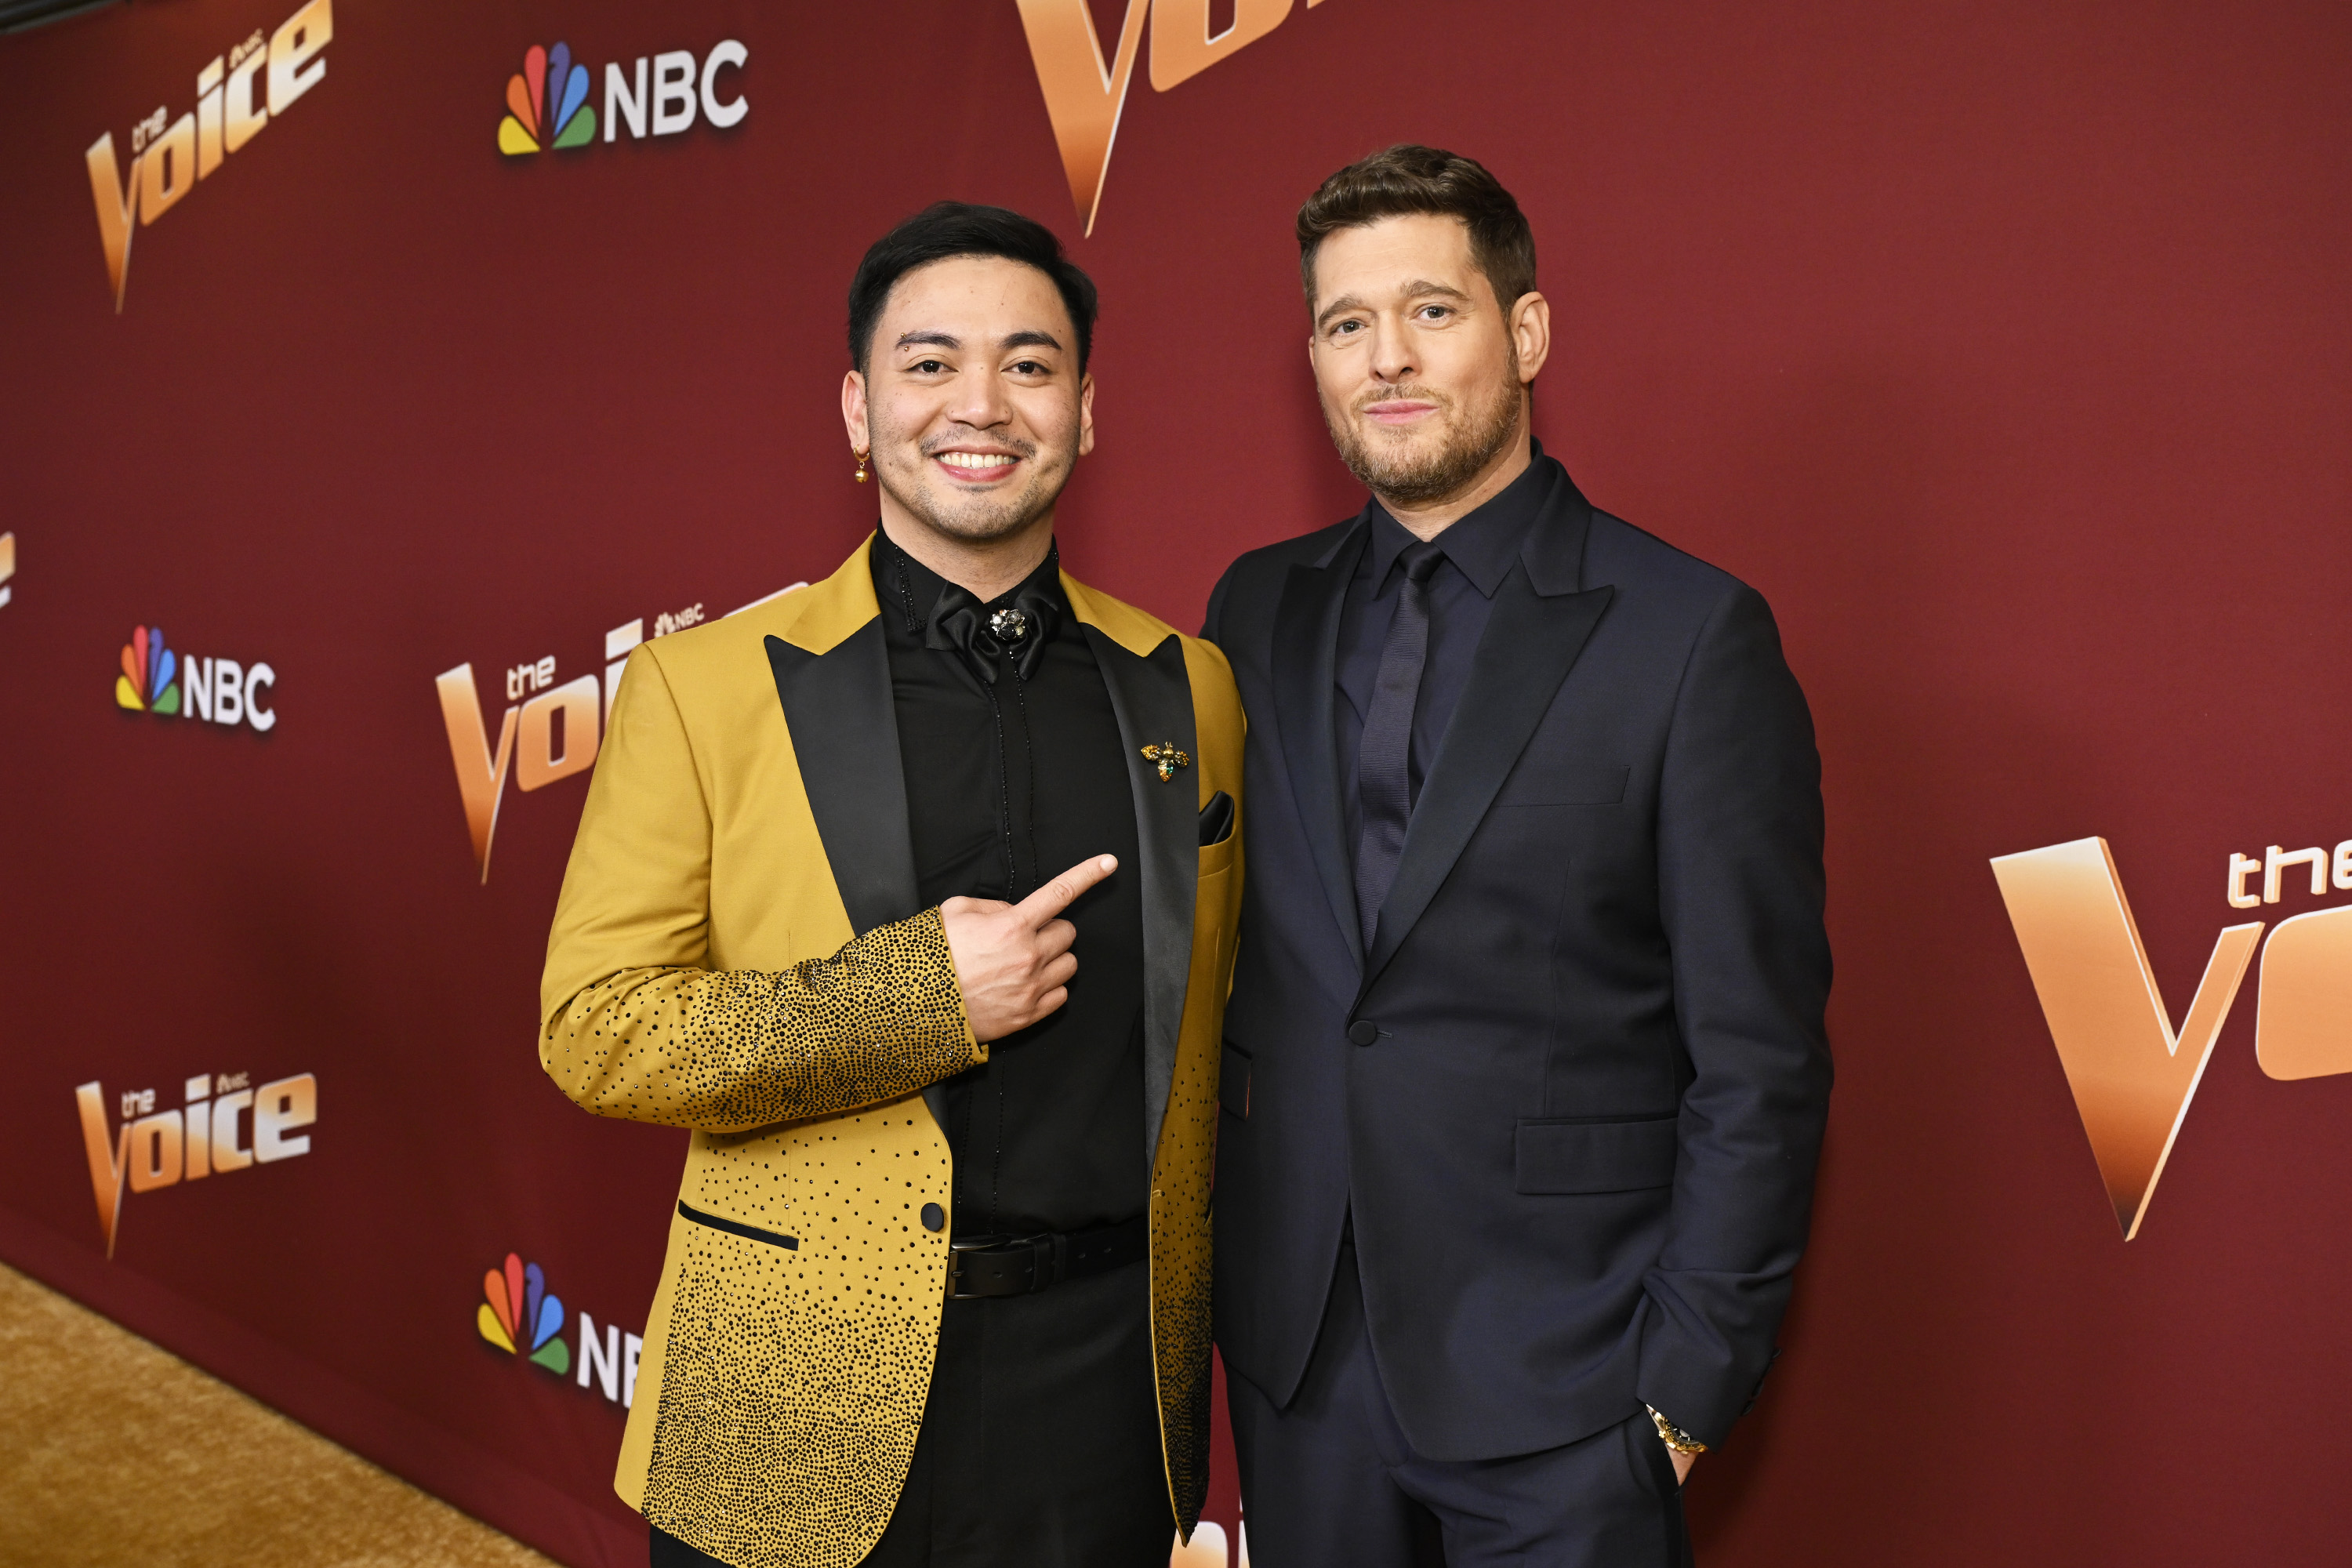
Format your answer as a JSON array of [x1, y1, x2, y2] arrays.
[[933, 450, 1023, 481]]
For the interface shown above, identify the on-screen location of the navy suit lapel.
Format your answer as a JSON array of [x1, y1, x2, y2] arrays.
[[1078, 624, 1198, 1172], [1358, 485, 1615, 996], [763, 620, 945, 1129], [1269, 517, 1371, 965]]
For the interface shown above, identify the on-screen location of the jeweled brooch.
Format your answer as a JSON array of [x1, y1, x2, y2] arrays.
[[1140, 742, 1191, 782]]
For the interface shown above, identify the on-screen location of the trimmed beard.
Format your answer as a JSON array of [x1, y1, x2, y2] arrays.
[[869, 424, 1059, 546], [1325, 358, 1523, 507]]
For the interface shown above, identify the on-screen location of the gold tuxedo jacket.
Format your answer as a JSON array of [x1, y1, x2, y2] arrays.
[[539, 536, 1244, 1568]]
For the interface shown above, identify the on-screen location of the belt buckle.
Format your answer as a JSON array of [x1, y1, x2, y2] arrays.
[[946, 1235, 1011, 1300], [945, 1233, 1048, 1300]]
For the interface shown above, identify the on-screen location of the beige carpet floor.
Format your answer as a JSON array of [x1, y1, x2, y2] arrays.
[[0, 1261, 560, 1567]]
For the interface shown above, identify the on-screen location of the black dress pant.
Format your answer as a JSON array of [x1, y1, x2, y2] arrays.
[[1228, 1236, 1693, 1568], [652, 1258, 1171, 1568]]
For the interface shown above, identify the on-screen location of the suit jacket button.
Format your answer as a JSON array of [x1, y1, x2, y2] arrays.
[[1347, 1020, 1378, 1047], [920, 1203, 946, 1232]]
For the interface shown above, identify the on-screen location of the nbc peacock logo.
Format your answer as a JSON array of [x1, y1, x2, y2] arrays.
[[116, 626, 180, 714], [491, 34, 746, 163], [467, 1250, 643, 1406], [477, 1251, 571, 1375], [497, 43, 596, 154], [113, 624, 279, 731]]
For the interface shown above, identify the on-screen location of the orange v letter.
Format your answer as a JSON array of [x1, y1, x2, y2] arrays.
[[1015, 0, 1152, 235], [85, 133, 140, 314], [1991, 837, 2263, 1240], [435, 664, 519, 884], [74, 1083, 130, 1258]]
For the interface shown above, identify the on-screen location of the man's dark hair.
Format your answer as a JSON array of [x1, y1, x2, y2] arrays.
[[1295, 145, 1537, 317], [847, 201, 1099, 376]]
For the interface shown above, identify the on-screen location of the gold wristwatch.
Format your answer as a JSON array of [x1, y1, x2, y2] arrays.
[[1646, 1406, 1708, 1455]]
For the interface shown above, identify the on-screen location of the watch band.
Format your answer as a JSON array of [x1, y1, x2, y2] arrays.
[[1646, 1405, 1708, 1454]]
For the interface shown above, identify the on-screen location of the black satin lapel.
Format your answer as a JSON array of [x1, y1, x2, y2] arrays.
[[1358, 576, 1617, 993], [761, 626, 942, 1129], [1080, 625, 1198, 1171], [1270, 542, 1367, 964], [765, 622, 919, 931]]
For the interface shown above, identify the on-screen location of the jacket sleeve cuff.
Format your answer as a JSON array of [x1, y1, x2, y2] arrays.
[[1633, 1292, 1780, 1449]]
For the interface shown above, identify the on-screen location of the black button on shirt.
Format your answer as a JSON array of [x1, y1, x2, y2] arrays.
[[1334, 450, 1559, 863], [871, 539, 1147, 1237]]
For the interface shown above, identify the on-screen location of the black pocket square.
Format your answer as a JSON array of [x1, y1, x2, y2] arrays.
[[1198, 790, 1236, 847]]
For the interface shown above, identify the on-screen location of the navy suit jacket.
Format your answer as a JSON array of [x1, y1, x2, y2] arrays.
[[1203, 461, 1831, 1459]]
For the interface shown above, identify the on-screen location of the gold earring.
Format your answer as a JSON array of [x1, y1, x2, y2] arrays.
[[853, 448, 870, 483]]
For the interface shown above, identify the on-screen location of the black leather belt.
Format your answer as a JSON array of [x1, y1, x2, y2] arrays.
[[947, 1214, 1148, 1300]]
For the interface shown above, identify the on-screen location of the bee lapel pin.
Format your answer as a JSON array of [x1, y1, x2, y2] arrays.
[[1140, 742, 1191, 782]]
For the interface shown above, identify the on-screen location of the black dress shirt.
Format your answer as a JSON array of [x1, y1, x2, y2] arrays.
[[870, 539, 1149, 1237], [1334, 448, 1555, 866]]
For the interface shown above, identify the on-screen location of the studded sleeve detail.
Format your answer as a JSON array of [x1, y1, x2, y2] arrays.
[[542, 908, 979, 1134]]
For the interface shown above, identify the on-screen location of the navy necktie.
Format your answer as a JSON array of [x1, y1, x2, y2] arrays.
[[1354, 540, 1445, 950]]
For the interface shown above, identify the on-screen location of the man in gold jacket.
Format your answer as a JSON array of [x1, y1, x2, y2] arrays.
[[539, 204, 1243, 1568]]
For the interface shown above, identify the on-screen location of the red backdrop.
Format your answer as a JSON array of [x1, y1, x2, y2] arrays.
[[5, 2, 2351, 1563]]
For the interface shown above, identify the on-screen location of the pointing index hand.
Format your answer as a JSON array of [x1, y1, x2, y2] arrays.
[[1014, 855, 1119, 927], [942, 855, 1120, 1043]]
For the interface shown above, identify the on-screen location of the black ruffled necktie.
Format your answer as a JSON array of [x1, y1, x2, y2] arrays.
[[924, 558, 1063, 686]]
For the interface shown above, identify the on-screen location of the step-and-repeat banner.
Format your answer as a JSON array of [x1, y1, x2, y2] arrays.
[[5, 2, 2350, 1563]]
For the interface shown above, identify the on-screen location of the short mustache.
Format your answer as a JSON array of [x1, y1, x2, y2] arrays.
[[918, 430, 1039, 459], [1353, 386, 1448, 413]]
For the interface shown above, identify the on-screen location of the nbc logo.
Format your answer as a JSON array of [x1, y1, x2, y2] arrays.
[[495, 36, 746, 157], [478, 1252, 570, 1374], [74, 1072, 317, 1258], [115, 626, 278, 731], [475, 1251, 643, 1406], [1, 532, 14, 609], [497, 43, 595, 153], [116, 625, 180, 713]]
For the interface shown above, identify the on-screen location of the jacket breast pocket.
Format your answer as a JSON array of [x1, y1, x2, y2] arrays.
[[1514, 1115, 1678, 1194], [1198, 789, 1236, 846], [1199, 836, 1237, 879]]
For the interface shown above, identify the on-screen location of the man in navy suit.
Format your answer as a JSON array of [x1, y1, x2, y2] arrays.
[[1203, 145, 1833, 1566]]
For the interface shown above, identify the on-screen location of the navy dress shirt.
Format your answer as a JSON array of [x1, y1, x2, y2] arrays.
[[1334, 449, 1556, 866]]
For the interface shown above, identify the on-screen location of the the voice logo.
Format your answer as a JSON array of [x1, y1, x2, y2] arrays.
[[434, 583, 799, 883], [82, 0, 332, 313], [1993, 835, 2352, 1240], [74, 1071, 318, 1258], [1015, 0, 1334, 234]]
